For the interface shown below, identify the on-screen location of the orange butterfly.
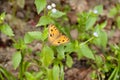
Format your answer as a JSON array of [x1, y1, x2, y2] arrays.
[[48, 24, 69, 46]]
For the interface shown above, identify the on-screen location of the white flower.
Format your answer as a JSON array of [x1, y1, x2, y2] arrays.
[[52, 8, 57, 13], [93, 32, 98, 37], [47, 3, 57, 13], [47, 5, 52, 10], [51, 3, 56, 7], [93, 10, 98, 14]]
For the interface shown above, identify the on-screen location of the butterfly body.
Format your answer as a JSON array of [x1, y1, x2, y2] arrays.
[[48, 24, 69, 46]]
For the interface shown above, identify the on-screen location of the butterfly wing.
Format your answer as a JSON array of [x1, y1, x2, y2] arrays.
[[52, 35, 69, 46], [48, 24, 60, 43]]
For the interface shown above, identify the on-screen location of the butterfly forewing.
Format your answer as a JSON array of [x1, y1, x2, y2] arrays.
[[48, 24, 60, 43]]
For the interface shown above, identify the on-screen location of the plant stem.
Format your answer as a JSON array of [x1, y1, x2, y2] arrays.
[[19, 50, 24, 80], [80, 37, 94, 46]]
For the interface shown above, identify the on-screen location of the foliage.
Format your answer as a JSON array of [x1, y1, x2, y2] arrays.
[[0, 0, 120, 80], [109, 3, 120, 29], [0, 13, 14, 36]]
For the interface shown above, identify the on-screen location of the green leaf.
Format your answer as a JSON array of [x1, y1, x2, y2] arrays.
[[25, 72, 36, 80], [12, 51, 22, 69], [1, 24, 14, 36], [50, 10, 66, 18], [90, 71, 97, 79], [116, 16, 120, 29], [56, 46, 65, 60], [99, 21, 107, 29], [116, 4, 120, 10], [13, 39, 26, 50], [65, 42, 75, 53], [93, 30, 107, 48], [34, 0, 47, 14], [76, 40, 84, 59], [41, 46, 54, 67], [109, 7, 118, 17], [0, 66, 16, 80], [52, 64, 59, 80], [108, 67, 118, 80], [95, 55, 103, 67], [66, 54, 73, 68], [79, 45, 95, 60], [23, 61, 31, 72], [24, 31, 42, 43], [86, 17, 97, 30], [36, 16, 54, 26], [47, 69, 53, 80], [94, 5, 103, 14], [76, 48, 84, 60], [59, 65, 64, 80], [99, 31, 107, 48], [35, 72, 43, 79], [41, 27, 48, 41]]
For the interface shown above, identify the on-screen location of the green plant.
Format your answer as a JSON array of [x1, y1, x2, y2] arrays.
[[107, 44, 120, 80], [1, 0, 118, 80], [109, 3, 120, 29], [0, 12, 14, 37]]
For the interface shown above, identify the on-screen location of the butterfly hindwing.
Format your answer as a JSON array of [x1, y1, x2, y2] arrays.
[[52, 35, 69, 46]]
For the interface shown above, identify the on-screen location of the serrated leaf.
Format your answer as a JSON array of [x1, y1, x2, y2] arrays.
[[24, 31, 42, 43], [1, 24, 14, 36], [34, 0, 47, 14], [41, 46, 54, 67], [36, 16, 54, 26], [79, 45, 95, 60], [12, 51, 22, 69]]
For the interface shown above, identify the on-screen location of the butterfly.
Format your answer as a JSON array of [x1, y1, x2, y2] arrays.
[[48, 24, 69, 46]]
